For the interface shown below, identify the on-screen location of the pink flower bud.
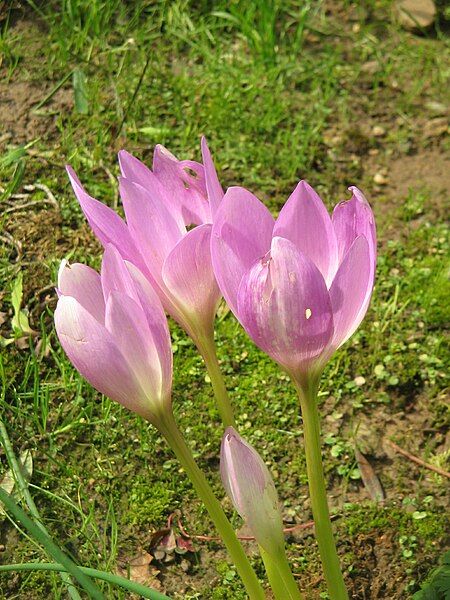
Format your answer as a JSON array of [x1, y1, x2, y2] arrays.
[[220, 427, 284, 552]]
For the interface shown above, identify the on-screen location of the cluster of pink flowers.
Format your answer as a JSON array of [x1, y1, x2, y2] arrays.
[[55, 139, 376, 598], [57, 138, 376, 412]]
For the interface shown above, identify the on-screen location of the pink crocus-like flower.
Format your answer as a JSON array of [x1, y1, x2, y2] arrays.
[[211, 182, 376, 380], [66, 138, 223, 341], [55, 244, 172, 424], [220, 427, 284, 552]]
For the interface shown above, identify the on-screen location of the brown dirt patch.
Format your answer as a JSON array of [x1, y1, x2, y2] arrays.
[[0, 79, 73, 146]]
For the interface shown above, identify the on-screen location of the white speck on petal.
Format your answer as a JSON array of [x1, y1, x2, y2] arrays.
[[305, 308, 312, 320]]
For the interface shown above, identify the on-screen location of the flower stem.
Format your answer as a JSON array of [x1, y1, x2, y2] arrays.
[[195, 333, 236, 428], [158, 412, 264, 600], [259, 545, 304, 600], [292, 378, 348, 600]]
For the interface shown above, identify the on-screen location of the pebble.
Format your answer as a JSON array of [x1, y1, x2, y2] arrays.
[[395, 0, 436, 31], [373, 172, 389, 185], [372, 125, 386, 137], [354, 376, 366, 387]]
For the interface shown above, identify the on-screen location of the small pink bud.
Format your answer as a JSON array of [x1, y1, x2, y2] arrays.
[[220, 427, 284, 552]]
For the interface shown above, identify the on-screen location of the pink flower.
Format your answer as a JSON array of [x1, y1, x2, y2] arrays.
[[55, 244, 172, 424], [211, 182, 376, 380], [66, 138, 223, 341], [220, 427, 284, 552]]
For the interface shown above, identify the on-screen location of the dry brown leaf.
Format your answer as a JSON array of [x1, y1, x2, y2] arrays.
[[116, 550, 162, 590], [355, 447, 385, 503]]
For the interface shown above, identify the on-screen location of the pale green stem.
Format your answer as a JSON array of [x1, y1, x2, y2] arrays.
[[157, 412, 264, 600], [0, 421, 83, 600], [292, 377, 348, 600], [259, 545, 304, 600], [194, 332, 236, 428]]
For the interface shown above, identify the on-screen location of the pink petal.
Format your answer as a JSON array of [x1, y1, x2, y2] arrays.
[[100, 243, 141, 305], [211, 186, 275, 315], [66, 166, 144, 270], [328, 235, 373, 351], [58, 261, 105, 323], [152, 145, 211, 226], [237, 236, 333, 374], [162, 224, 221, 331], [105, 291, 168, 405], [118, 150, 186, 232], [332, 186, 376, 272], [201, 137, 223, 218], [273, 180, 339, 286], [119, 177, 183, 282], [55, 296, 153, 419], [126, 261, 173, 397]]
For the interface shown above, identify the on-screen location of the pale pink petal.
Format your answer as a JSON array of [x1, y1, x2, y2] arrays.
[[100, 243, 141, 305], [66, 166, 144, 270], [58, 261, 105, 323], [332, 186, 376, 273], [118, 150, 159, 190], [126, 261, 173, 398], [118, 149, 186, 233], [211, 186, 275, 315], [201, 136, 223, 218], [237, 236, 333, 374], [162, 224, 221, 329], [55, 296, 153, 419], [152, 144, 211, 225], [273, 180, 339, 286], [119, 177, 183, 281], [105, 291, 167, 405], [328, 235, 373, 350]]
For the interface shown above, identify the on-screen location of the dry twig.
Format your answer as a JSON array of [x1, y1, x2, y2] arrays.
[[387, 439, 450, 479]]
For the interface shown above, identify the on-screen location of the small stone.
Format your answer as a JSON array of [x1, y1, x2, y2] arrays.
[[368, 148, 379, 156], [425, 101, 448, 116], [372, 125, 386, 137], [423, 117, 449, 138], [373, 172, 389, 185], [395, 0, 436, 31], [361, 60, 379, 75], [354, 376, 366, 387]]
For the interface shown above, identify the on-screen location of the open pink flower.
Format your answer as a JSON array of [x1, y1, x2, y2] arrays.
[[211, 182, 376, 379], [66, 138, 223, 341], [55, 244, 172, 424]]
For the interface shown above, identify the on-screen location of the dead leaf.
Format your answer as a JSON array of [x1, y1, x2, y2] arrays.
[[175, 535, 196, 554], [157, 528, 177, 554], [355, 447, 385, 503], [116, 550, 162, 589], [0, 450, 33, 516]]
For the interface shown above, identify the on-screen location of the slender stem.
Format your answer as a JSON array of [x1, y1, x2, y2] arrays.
[[0, 421, 82, 600], [195, 333, 236, 428], [292, 378, 348, 600], [158, 412, 264, 600], [0, 564, 171, 600], [259, 545, 303, 600]]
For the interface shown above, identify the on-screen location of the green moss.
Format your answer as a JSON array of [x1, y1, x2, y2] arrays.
[[125, 479, 176, 527]]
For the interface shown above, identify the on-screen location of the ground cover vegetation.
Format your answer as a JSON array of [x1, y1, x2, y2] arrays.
[[0, 0, 449, 598]]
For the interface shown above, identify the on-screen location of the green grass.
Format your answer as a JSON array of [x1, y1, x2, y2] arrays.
[[0, 0, 449, 598]]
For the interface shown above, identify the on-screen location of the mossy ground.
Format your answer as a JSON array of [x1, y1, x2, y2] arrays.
[[0, 1, 449, 598]]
